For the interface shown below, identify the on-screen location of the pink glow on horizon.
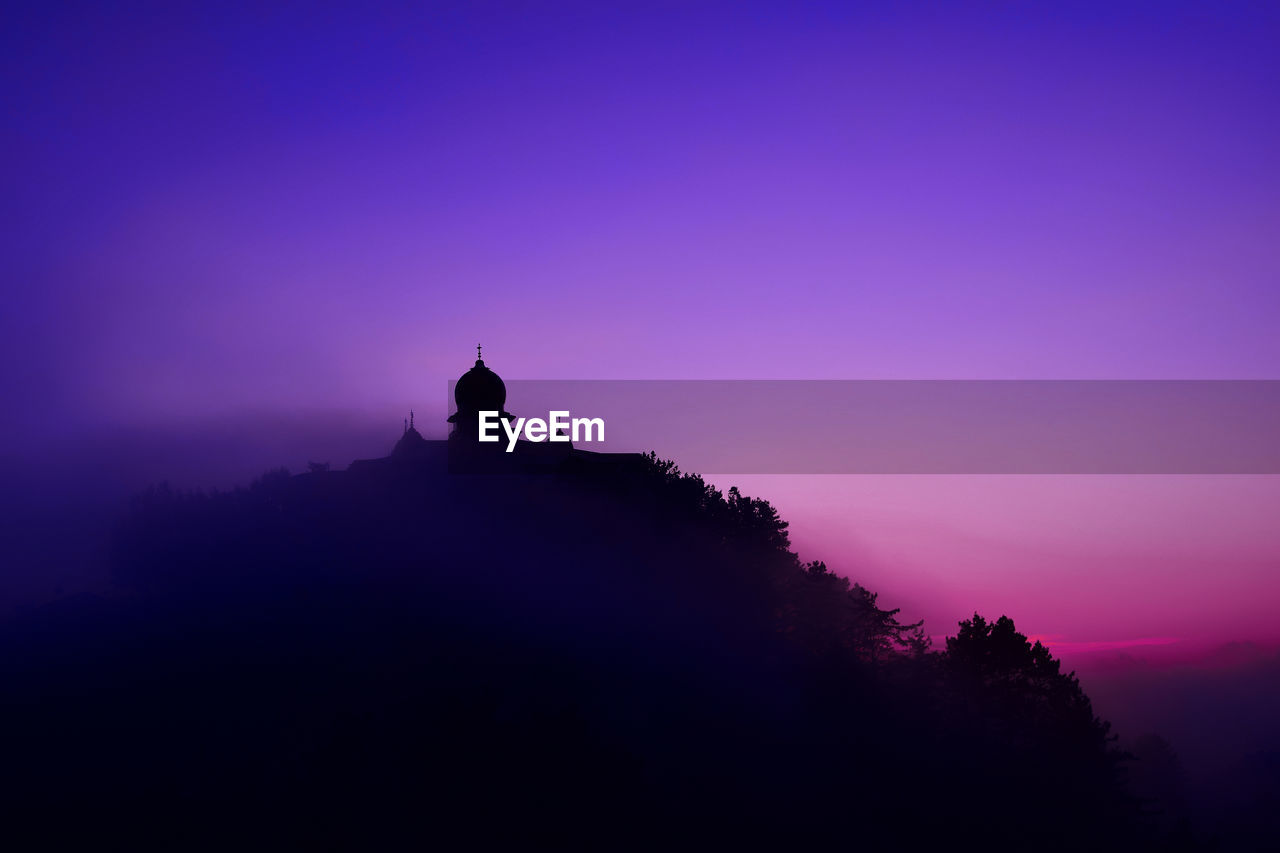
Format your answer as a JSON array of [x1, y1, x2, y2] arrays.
[[713, 474, 1280, 657], [1026, 636, 1180, 655]]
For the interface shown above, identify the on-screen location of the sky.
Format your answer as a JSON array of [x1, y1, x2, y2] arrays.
[[3, 2, 1279, 657]]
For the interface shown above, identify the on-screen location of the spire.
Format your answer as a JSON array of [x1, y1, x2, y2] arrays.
[[476, 342, 483, 364], [410, 410, 415, 429]]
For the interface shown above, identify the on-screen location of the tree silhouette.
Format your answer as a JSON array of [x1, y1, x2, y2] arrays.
[[0, 453, 1192, 849]]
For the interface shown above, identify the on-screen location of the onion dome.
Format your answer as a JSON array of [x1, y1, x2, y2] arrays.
[[448, 345, 514, 424]]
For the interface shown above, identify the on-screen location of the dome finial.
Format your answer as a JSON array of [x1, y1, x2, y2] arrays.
[[477, 342, 482, 362]]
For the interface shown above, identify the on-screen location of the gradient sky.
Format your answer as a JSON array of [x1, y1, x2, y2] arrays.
[[3, 2, 1278, 655]]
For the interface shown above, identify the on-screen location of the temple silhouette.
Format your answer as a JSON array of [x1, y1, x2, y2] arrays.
[[7, 347, 1197, 852], [352, 346, 643, 475]]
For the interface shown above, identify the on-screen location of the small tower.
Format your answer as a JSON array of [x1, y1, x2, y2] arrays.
[[391, 408, 428, 458]]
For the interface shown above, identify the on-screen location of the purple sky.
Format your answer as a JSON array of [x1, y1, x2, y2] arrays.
[[4, 2, 1279, 655]]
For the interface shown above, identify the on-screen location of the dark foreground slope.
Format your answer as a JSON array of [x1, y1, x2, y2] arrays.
[[0, 455, 1179, 850]]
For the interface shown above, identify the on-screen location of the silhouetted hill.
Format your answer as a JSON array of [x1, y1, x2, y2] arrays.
[[0, 455, 1190, 850]]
